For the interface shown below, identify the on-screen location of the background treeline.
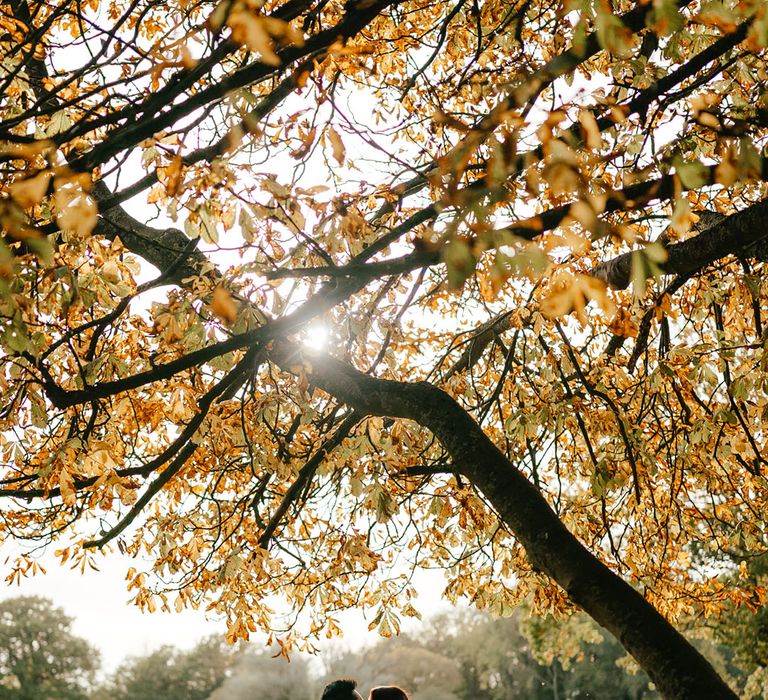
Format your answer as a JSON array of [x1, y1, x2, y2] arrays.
[[0, 595, 765, 700]]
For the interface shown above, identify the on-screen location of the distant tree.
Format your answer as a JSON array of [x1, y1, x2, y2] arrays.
[[206, 648, 317, 700], [546, 630, 657, 700], [98, 636, 234, 700], [325, 634, 462, 700], [326, 609, 662, 700], [0, 596, 98, 700], [520, 611, 656, 700], [706, 552, 768, 698], [716, 599, 768, 700], [421, 610, 542, 700]]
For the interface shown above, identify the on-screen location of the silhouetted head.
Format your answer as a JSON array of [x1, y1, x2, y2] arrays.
[[369, 686, 410, 700], [322, 679, 364, 700]]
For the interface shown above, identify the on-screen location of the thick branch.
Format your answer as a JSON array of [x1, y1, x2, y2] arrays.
[[442, 311, 514, 380], [592, 201, 768, 289], [270, 158, 768, 286], [93, 182, 211, 282], [40, 277, 359, 408], [271, 340, 736, 699]]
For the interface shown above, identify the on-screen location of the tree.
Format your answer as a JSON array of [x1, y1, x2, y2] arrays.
[[325, 607, 660, 699], [0, 596, 98, 700], [95, 636, 234, 700], [418, 610, 541, 700], [0, 0, 766, 696], [710, 552, 768, 698], [206, 648, 317, 700], [521, 612, 657, 700], [325, 632, 464, 700]]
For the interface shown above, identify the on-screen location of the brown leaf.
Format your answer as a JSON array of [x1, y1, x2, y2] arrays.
[[327, 127, 345, 165]]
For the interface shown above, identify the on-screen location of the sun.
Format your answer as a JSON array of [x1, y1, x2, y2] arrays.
[[303, 324, 329, 351]]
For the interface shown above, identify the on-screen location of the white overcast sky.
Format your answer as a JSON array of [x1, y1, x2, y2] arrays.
[[0, 546, 225, 671], [0, 543, 451, 673]]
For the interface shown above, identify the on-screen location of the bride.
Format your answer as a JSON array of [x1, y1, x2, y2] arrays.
[[369, 687, 409, 700]]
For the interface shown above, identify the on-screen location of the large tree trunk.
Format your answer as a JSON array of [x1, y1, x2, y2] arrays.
[[281, 346, 736, 699]]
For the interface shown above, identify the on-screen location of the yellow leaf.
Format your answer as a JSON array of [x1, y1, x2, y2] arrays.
[[211, 286, 238, 325], [541, 274, 615, 323], [180, 45, 197, 69], [689, 92, 719, 114], [262, 16, 305, 47], [368, 416, 383, 447], [567, 201, 598, 233], [101, 260, 122, 284], [0, 139, 54, 161], [542, 162, 581, 195], [9, 171, 51, 208], [714, 159, 738, 187], [228, 11, 281, 65], [160, 155, 184, 196], [206, 0, 229, 32], [609, 105, 628, 123], [696, 111, 721, 130], [540, 278, 575, 320], [545, 110, 567, 129], [54, 175, 97, 239], [578, 109, 602, 150], [670, 197, 698, 237], [579, 275, 617, 318]]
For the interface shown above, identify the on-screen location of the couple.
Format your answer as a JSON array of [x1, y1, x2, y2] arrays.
[[322, 679, 409, 700]]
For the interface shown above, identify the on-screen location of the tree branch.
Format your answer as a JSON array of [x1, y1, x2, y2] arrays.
[[82, 345, 265, 548], [257, 411, 359, 550], [591, 200, 768, 290], [268, 339, 736, 699]]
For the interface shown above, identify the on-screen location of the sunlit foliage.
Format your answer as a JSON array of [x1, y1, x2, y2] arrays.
[[0, 0, 767, 693]]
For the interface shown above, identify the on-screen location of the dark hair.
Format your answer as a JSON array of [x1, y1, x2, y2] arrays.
[[322, 679, 359, 700], [370, 687, 409, 700]]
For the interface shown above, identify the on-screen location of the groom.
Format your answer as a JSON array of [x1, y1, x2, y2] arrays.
[[321, 679, 364, 700]]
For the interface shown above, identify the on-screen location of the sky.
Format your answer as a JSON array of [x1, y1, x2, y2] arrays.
[[0, 546, 225, 671], [0, 542, 452, 674]]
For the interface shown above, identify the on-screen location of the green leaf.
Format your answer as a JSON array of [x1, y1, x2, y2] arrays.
[[199, 204, 219, 245], [2, 325, 30, 354], [675, 159, 709, 190], [25, 237, 53, 265], [442, 238, 476, 289], [45, 110, 73, 136], [184, 217, 200, 240], [373, 487, 397, 523], [749, 9, 768, 48], [594, 5, 634, 57]]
